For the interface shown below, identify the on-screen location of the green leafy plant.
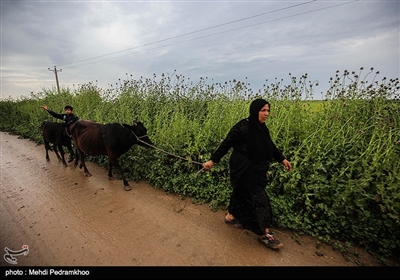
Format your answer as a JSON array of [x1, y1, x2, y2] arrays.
[[1, 68, 399, 264]]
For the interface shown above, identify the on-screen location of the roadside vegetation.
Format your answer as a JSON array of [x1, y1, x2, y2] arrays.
[[1, 68, 399, 265]]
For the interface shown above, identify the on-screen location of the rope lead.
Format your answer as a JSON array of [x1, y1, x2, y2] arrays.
[[132, 131, 205, 177]]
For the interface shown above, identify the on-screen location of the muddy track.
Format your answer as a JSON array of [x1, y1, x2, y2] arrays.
[[1, 131, 397, 277]]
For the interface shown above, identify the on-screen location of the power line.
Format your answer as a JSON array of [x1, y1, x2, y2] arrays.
[[59, 0, 358, 69], [58, 0, 317, 67]]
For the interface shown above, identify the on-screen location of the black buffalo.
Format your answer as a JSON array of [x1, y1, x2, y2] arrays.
[[68, 119, 153, 191], [40, 121, 74, 167]]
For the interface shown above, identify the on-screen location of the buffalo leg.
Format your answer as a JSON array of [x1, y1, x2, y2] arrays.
[[74, 148, 92, 177], [57, 144, 68, 167], [67, 142, 74, 163], [109, 157, 131, 191], [44, 140, 51, 161], [53, 144, 64, 163], [108, 160, 115, 180], [73, 147, 79, 168], [73, 148, 84, 170]]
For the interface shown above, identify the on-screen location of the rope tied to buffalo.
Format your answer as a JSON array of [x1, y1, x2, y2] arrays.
[[132, 132, 206, 177]]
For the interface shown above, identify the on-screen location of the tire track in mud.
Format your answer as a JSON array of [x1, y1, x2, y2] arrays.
[[1, 132, 240, 266], [1, 136, 103, 265], [11, 145, 166, 265]]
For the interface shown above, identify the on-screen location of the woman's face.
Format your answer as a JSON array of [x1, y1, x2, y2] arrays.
[[258, 104, 270, 123]]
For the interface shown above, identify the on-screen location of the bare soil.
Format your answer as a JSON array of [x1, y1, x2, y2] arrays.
[[1, 131, 398, 273]]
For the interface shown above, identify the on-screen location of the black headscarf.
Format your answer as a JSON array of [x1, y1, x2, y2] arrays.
[[247, 98, 273, 163]]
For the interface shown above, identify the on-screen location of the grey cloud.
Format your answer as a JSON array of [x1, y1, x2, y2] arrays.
[[1, 0, 398, 100]]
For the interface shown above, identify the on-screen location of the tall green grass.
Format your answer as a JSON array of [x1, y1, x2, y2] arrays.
[[1, 68, 399, 263]]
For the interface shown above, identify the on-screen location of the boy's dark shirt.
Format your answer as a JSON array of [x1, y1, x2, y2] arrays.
[[47, 110, 79, 125]]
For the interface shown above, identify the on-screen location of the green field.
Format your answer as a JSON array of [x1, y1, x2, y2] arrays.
[[1, 69, 399, 263]]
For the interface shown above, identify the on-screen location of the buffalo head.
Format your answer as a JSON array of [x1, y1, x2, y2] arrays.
[[130, 121, 153, 148]]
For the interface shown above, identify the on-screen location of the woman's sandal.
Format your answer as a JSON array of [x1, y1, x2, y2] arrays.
[[258, 233, 283, 250]]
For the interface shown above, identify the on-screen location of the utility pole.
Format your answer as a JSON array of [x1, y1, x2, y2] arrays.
[[48, 66, 62, 94]]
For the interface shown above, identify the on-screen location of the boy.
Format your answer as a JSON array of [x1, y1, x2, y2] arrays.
[[41, 104, 79, 162], [40, 105, 79, 125]]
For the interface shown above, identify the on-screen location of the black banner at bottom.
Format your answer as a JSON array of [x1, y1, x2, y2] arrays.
[[1, 266, 399, 279]]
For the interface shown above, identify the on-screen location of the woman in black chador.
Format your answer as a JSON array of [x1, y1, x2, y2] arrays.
[[203, 98, 292, 249]]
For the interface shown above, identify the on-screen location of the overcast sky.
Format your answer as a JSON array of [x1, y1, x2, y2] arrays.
[[1, 0, 399, 100]]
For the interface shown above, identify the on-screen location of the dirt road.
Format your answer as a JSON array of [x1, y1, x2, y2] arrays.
[[0, 131, 396, 275]]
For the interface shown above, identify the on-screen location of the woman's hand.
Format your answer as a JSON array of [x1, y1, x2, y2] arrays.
[[282, 159, 292, 172], [203, 160, 214, 171]]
